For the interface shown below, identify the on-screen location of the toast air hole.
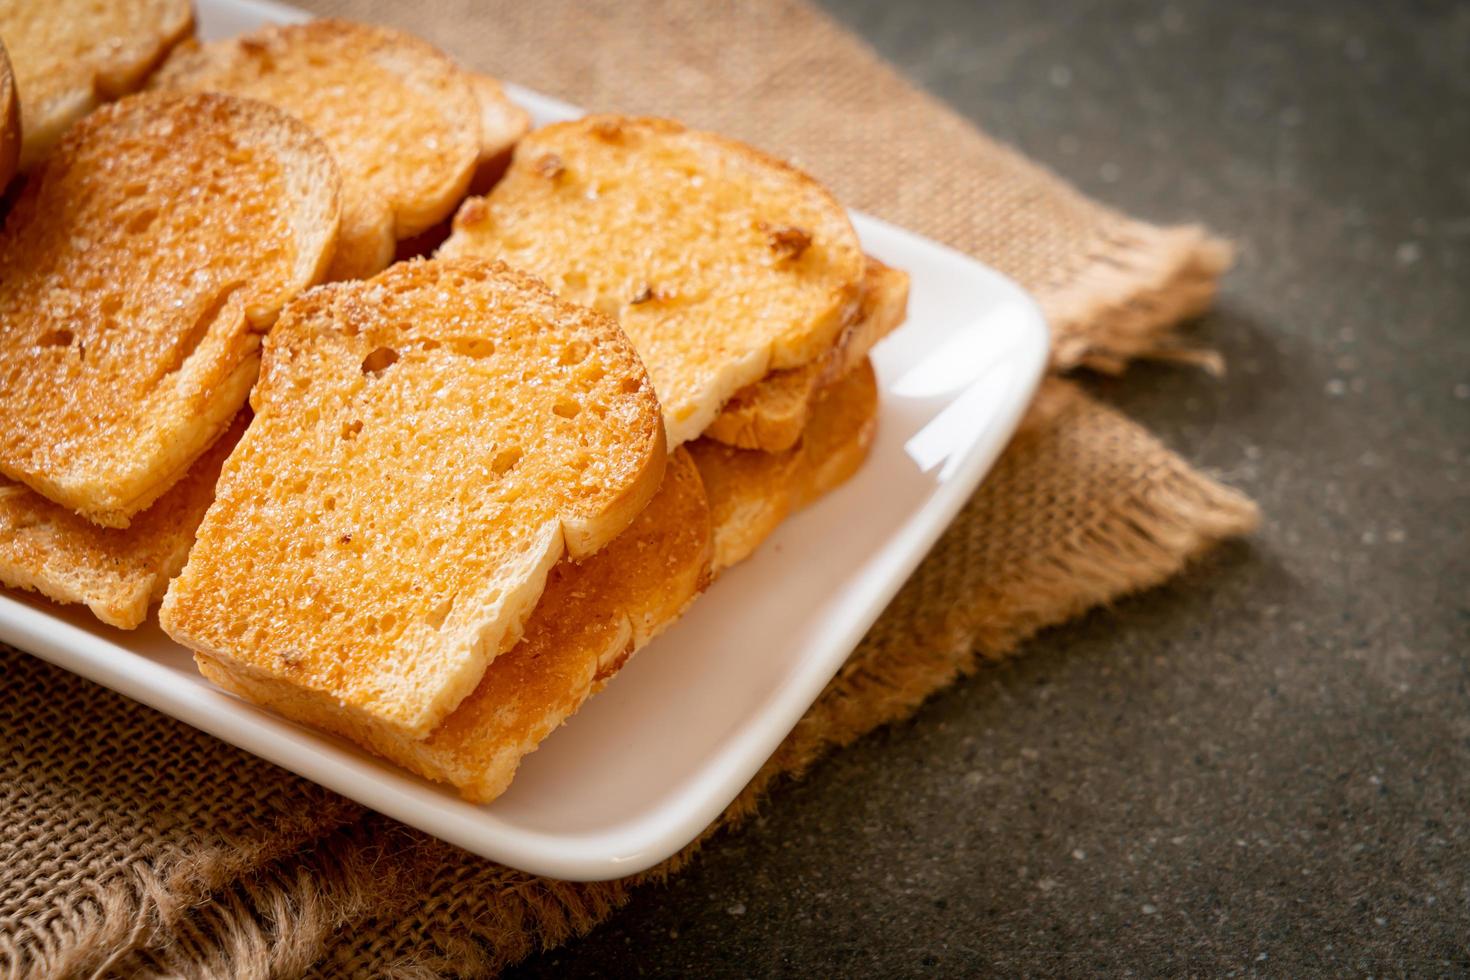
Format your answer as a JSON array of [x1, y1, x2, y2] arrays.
[[341, 419, 362, 440], [37, 329, 73, 348], [492, 447, 522, 475], [126, 208, 158, 235], [449, 337, 495, 358], [361, 346, 399, 375], [558, 340, 590, 366], [553, 398, 581, 419]]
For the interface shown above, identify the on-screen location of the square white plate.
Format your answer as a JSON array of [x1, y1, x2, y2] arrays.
[[0, 0, 1049, 881]]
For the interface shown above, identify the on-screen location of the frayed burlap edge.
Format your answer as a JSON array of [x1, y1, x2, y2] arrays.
[[68, 382, 1260, 980], [0, 800, 364, 980], [1048, 222, 1234, 375]]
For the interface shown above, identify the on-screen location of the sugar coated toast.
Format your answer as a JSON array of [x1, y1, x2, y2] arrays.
[[691, 357, 878, 573], [160, 258, 667, 741], [705, 258, 906, 451], [440, 114, 865, 446], [198, 448, 711, 804], [151, 19, 484, 282], [0, 0, 194, 169], [0, 91, 339, 528], [0, 40, 18, 191], [0, 414, 246, 630]]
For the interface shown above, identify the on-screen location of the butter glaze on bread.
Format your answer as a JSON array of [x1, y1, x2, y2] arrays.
[[198, 448, 710, 804], [440, 114, 865, 446], [0, 0, 194, 169], [161, 258, 666, 742], [151, 19, 483, 282], [705, 257, 907, 451], [0, 414, 246, 630], [0, 91, 340, 528]]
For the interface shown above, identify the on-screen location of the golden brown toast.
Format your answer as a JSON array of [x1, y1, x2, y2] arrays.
[[198, 448, 711, 804], [704, 257, 906, 451], [0, 0, 194, 169], [151, 19, 483, 282], [690, 357, 879, 573], [0, 40, 18, 192], [0, 91, 340, 528], [439, 114, 866, 446], [160, 258, 667, 742], [0, 414, 245, 630]]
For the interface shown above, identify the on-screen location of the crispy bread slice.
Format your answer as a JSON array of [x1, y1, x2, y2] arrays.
[[160, 258, 667, 741], [0, 40, 18, 191], [0, 91, 339, 528], [150, 19, 483, 282], [690, 357, 878, 573], [440, 114, 865, 446], [197, 448, 711, 804], [704, 257, 906, 451], [0, 0, 194, 169], [0, 414, 245, 630]]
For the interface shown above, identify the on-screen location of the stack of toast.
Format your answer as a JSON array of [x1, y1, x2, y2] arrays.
[[0, 7, 908, 803]]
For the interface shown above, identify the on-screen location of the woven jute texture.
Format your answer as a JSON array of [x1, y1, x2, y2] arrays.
[[0, 2, 1258, 977]]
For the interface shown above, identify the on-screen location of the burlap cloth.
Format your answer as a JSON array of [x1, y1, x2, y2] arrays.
[[0, 2, 1260, 976]]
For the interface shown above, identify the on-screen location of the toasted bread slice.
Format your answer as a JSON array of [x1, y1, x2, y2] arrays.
[[440, 114, 865, 446], [691, 357, 878, 573], [198, 447, 711, 804], [160, 258, 667, 741], [0, 0, 194, 169], [0, 414, 245, 630], [467, 72, 530, 193], [150, 19, 483, 282], [705, 258, 906, 451], [0, 40, 18, 192], [0, 91, 339, 528]]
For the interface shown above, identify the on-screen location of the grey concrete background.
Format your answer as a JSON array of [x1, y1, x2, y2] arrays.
[[511, 1, 1469, 975]]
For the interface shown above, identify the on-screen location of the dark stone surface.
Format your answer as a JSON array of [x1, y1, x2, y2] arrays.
[[511, 2, 1470, 975]]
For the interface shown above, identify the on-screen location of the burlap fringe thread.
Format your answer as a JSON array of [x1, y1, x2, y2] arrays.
[[1046, 224, 1233, 376]]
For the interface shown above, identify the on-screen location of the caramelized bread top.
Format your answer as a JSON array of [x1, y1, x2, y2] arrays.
[[0, 91, 340, 527], [440, 114, 865, 446], [161, 258, 667, 741]]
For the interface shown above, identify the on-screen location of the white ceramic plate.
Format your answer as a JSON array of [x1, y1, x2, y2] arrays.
[[0, 0, 1049, 880]]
